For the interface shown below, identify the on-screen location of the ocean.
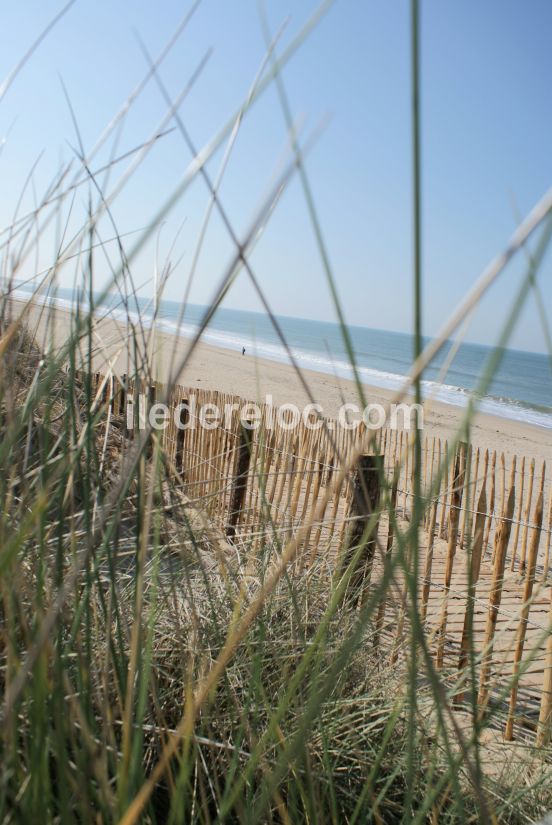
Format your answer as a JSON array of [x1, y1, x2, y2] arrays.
[[12, 285, 552, 429]]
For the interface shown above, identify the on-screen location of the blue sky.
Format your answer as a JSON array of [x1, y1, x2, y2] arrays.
[[1, 0, 552, 353]]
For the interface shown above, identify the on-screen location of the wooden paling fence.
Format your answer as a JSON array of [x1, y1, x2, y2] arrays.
[[88, 370, 552, 744]]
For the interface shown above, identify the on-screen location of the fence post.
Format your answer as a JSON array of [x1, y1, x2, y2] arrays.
[[117, 373, 126, 418], [403, 435, 409, 516], [126, 379, 135, 438], [145, 384, 156, 459], [339, 452, 383, 606], [175, 398, 189, 480], [108, 375, 114, 413], [386, 461, 400, 554], [226, 420, 253, 540]]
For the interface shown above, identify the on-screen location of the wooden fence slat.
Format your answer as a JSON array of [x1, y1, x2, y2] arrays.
[[375, 460, 400, 646], [499, 453, 506, 517], [421, 495, 439, 623], [510, 456, 526, 571], [482, 450, 497, 557], [299, 428, 325, 568], [504, 463, 544, 740], [215, 399, 230, 519], [537, 584, 552, 746], [459, 445, 474, 550], [424, 437, 436, 529], [519, 458, 536, 576], [543, 486, 552, 581], [436, 442, 467, 668], [308, 430, 337, 563], [224, 400, 241, 515], [422, 434, 430, 518], [252, 411, 275, 553], [490, 452, 505, 564], [272, 424, 291, 523], [457, 480, 488, 694], [337, 431, 356, 551], [245, 412, 259, 535], [268, 422, 286, 520], [403, 432, 409, 516], [215, 394, 231, 520], [477, 480, 516, 711], [439, 440, 449, 539], [321, 445, 343, 552], [467, 446, 481, 548]]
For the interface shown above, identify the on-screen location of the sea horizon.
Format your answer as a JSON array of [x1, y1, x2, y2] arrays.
[[13, 284, 552, 430]]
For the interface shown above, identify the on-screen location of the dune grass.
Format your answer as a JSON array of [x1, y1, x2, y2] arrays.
[[1, 1, 552, 822]]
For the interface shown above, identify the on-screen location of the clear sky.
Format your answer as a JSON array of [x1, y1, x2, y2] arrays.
[[1, 0, 552, 353]]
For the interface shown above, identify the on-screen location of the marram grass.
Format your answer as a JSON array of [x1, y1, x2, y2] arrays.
[[2, 2, 552, 821]]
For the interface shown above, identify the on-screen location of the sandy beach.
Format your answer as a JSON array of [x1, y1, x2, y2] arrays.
[[13, 296, 552, 470]]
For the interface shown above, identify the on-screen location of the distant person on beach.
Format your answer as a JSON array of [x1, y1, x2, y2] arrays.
[[242, 346, 246, 356]]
